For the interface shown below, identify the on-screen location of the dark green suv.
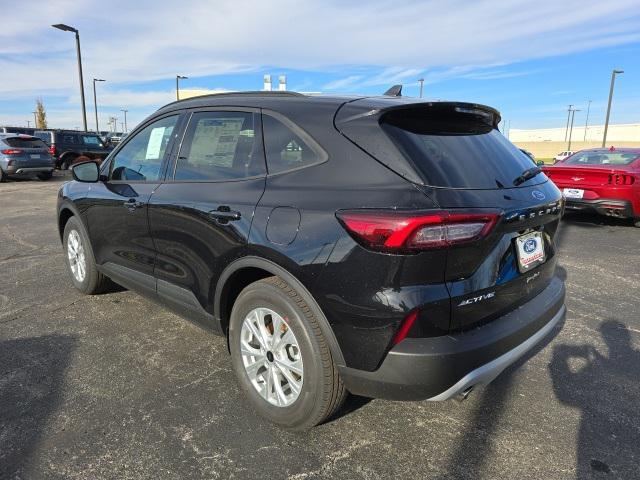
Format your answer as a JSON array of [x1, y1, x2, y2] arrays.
[[34, 130, 113, 169]]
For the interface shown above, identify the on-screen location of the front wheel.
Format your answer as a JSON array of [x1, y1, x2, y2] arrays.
[[229, 276, 346, 430], [63, 216, 111, 294]]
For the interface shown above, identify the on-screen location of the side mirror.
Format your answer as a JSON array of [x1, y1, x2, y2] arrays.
[[536, 160, 545, 167], [72, 160, 100, 183]]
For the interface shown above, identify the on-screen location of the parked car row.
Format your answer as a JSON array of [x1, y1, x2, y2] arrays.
[[32, 130, 113, 170]]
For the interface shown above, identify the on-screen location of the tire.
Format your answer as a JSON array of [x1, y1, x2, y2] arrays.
[[634, 218, 640, 228], [37, 172, 53, 181], [229, 276, 346, 430], [0, 168, 5, 182], [60, 155, 76, 170], [62, 216, 111, 294]]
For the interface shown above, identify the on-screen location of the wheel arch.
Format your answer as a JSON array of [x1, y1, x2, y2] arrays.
[[215, 256, 345, 367]]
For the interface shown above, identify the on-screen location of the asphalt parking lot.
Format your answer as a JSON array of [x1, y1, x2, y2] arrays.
[[1, 173, 639, 480]]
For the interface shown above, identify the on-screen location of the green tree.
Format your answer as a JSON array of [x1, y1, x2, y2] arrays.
[[35, 98, 47, 129]]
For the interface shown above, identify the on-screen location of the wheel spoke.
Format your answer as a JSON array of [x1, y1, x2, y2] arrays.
[[241, 339, 263, 358], [272, 369, 287, 406], [273, 327, 295, 351], [244, 359, 265, 381], [276, 364, 302, 395], [275, 357, 303, 376], [246, 314, 267, 350]]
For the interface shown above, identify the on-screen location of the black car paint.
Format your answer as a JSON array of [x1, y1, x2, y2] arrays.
[[57, 93, 564, 387]]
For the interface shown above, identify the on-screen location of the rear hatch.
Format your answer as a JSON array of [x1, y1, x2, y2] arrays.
[[3, 136, 52, 167], [336, 99, 563, 332]]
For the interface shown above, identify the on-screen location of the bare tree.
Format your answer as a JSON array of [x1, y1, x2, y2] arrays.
[[35, 98, 48, 129]]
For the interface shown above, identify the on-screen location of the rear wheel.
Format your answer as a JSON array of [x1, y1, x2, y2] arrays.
[[63, 216, 111, 294], [229, 276, 346, 430], [0, 168, 5, 182], [37, 172, 53, 181], [60, 155, 76, 170]]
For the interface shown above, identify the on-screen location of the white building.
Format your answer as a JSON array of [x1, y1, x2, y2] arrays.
[[510, 124, 640, 142]]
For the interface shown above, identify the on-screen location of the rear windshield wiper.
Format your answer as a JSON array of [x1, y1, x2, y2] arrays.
[[513, 166, 542, 186]]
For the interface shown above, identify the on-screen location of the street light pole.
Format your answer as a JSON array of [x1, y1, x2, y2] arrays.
[[52, 24, 88, 131], [602, 69, 624, 148], [92, 78, 105, 133], [583, 100, 592, 142], [176, 75, 188, 101], [564, 104, 573, 141], [32, 111, 37, 128], [120, 109, 128, 132], [418, 78, 424, 98], [567, 108, 580, 151]]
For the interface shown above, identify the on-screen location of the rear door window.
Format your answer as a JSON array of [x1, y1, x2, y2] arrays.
[[62, 134, 78, 144], [82, 135, 102, 146], [565, 151, 639, 165], [173, 111, 264, 181], [380, 106, 544, 189], [262, 114, 325, 174], [3, 137, 48, 149]]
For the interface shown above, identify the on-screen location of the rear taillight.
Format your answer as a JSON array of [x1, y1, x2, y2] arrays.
[[608, 173, 635, 185], [49, 145, 56, 156], [1, 148, 23, 155], [336, 210, 500, 253]]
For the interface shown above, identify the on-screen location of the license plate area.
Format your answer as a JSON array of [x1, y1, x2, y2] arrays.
[[30, 154, 41, 159], [515, 231, 545, 272], [563, 188, 584, 199]]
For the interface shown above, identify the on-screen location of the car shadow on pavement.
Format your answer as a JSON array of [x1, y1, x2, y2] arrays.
[[0, 334, 76, 479], [437, 296, 566, 480], [562, 211, 634, 229], [549, 320, 640, 479]]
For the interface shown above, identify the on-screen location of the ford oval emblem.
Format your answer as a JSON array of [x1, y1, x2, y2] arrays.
[[532, 190, 545, 201], [524, 238, 537, 254]]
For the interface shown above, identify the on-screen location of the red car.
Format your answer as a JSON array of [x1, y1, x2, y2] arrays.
[[543, 147, 640, 227]]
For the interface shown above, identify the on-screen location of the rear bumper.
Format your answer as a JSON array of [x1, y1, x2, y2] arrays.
[[564, 198, 636, 218], [6, 166, 54, 175], [339, 276, 565, 401]]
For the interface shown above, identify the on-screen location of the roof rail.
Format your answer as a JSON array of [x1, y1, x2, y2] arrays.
[[160, 90, 306, 109]]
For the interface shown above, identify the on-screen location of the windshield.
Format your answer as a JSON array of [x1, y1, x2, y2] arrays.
[[381, 108, 543, 189], [564, 151, 639, 166]]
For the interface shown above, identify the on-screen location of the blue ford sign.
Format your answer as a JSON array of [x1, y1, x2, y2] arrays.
[[532, 190, 546, 201]]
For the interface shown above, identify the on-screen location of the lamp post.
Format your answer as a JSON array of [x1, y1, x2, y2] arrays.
[[92, 78, 105, 133], [52, 24, 87, 131], [602, 69, 623, 148], [176, 75, 188, 101], [584, 100, 591, 142], [418, 78, 424, 98], [564, 104, 573, 141], [32, 111, 37, 128], [567, 108, 580, 151], [120, 109, 128, 132]]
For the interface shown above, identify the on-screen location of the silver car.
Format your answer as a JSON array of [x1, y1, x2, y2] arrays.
[[0, 134, 55, 182]]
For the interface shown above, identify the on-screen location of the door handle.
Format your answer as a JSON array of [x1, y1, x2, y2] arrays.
[[123, 198, 144, 211], [208, 206, 241, 223]]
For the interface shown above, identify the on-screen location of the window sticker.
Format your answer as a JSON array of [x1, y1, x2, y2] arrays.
[[189, 118, 245, 167], [146, 127, 166, 160]]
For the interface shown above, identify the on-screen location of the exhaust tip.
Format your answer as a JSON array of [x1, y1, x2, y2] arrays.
[[455, 386, 475, 402]]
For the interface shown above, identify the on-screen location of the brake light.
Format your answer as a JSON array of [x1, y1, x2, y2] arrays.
[[608, 174, 634, 185], [391, 310, 419, 346], [1, 149, 23, 155], [49, 145, 56, 156], [336, 210, 500, 252]]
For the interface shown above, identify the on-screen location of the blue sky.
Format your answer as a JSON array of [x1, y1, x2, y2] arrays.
[[2, 0, 639, 131]]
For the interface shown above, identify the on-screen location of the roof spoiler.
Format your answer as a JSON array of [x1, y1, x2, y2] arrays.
[[383, 84, 402, 97]]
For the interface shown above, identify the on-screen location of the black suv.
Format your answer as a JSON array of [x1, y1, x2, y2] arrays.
[[34, 129, 112, 169], [57, 91, 566, 429]]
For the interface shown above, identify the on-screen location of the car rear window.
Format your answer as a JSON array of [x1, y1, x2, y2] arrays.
[[564, 151, 639, 165], [380, 106, 544, 189], [4, 137, 47, 149]]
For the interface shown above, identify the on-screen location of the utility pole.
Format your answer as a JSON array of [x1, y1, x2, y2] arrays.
[[602, 69, 624, 148], [583, 100, 592, 141], [52, 24, 87, 131], [567, 108, 580, 151], [418, 78, 424, 98], [120, 109, 128, 132], [564, 104, 573, 141], [27, 120, 32, 128], [32, 111, 37, 128]]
